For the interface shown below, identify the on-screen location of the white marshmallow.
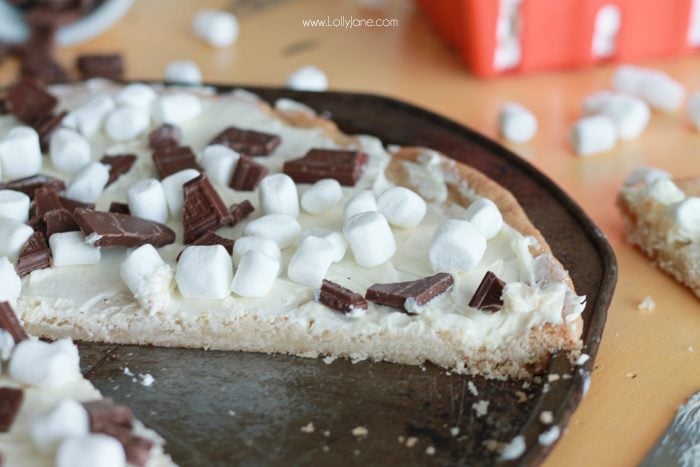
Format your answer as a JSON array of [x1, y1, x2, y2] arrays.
[[286, 65, 328, 91], [0, 217, 34, 261], [275, 98, 316, 115], [0, 256, 21, 302], [231, 250, 280, 298], [0, 189, 30, 222], [287, 236, 334, 287], [115, 83, 157, 110], [591, 4, 620, 58], [623, 166, 670, 186], [343, 190, 378, 220], [161, 169, 200, 218], [493, 36, 521, 71], [583, 91, 650, 140], [377, 186, 426, 228], [153, 93, 202, 125], [30, 399, 90, 453], [643, 177, 685, 205], [200, 145, 240, 186], [343, 211, 396, 268], [69, 93, 116, 138], [9, 338, 81, 388], [120, 244, 174, 312], [127, 178, 169, 223], [57, 434, 126, 467], [301, 179, 342, 214], [104, 105, 151, 141], [499, 103, 538, 143], [259, 174, 300, 217], [193, 9, 239, 47], [50, 128, 92, 174], [301, 228, 347, 263], [176, 245, 233, 300], [465, 198, 504, 239], [672, 197, 700, 241], [688, 91, 700, 130], [232, 236, 281, 266], [0, 126, 43, 178], [571, 115, 617, 156], [65, 162, 110, 204], [0, 330, 14, 361], [429, 220, 486, 272], [244, 214, 301, 248], [49, 231, 101, 267], [612, 65, 685, 112], [165, 60, 203, 85]]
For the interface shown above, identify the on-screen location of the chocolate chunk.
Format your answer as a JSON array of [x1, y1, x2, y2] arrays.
[[34, 186, 63, 217], [101, 154, 137, 186], [0, 174, 65, 200], [21, 51, 69, 84], [148, 124, 181, 150], [152, 146, 198, 178], [59, 196, 95, 213], [76, 54, 124, 80], [366, 273, 454, 313], [99, 423, 154, 467], [16, 231, 51, 277], [221, 200, 254, 227], [283, 148, 368, 186], [182, 175, 229, 243], [189, 230, 234, 255], [0, 302, 28, 343], [108, 202, 130, 215], [73, 208, 176, 248], [318, 280, 368, 314], [82, 399, 134, 433], [34, 110, 67, 151], [0, 388, 24, 433], [468, 271, 506, 312], [229, 155, 268, 191], [209, 126, 281, 156], [44, 208, 80, 237], [4, 76, 58, 125]]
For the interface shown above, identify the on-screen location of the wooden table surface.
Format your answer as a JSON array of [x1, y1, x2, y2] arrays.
[[2, 1, 699, 465]]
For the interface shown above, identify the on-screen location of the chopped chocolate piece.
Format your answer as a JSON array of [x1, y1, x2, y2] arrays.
[[108, 202, 130, 215], [4, 76, 58, 125], [16, 231, 51, 277], [34, 110, 67, 151], [189, 230, 234, 255], [148, 124, 181, 150], [318, 280, 368, 314], [283, 148, 368, 187], [0, 174, 65, 200], [0, 302, 28, 343], [101, 154, 137, 186], [209, 126, 281, 156], [366, 273, 454, 313], [21, 51, 69, 84], [99, 423, 154, 467], [44, 208, 80, 237], [229, 155, 268, 191], [0, 388, 24, 433], [73, 208, 176, 248], [182, 175, 229, 243], [34, 186, 63, 217], [82, 399, 134, 433], [468, 271, 506, 312], [59, 196, 95, 212], [221, 199, 254, 227], [152, 146, 198, 178], [76, 54, 124, 80]]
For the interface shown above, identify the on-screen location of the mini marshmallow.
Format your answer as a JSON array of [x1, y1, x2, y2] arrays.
[[591, 4, 620, 58], [343, 211, 396, 268], [0, 330, 14, 361], [465, 198, 503, 239], [127, 178, 169, 223], [50, 128, 92, 174], [120, 244, 174, 312], [231, 250, 280, 298], [0, 189, 30, 222], [493, 37, 521, 71], [672, 197, 700, 241], [30, 399, 90, 453], [69, 93, 116, 138], [65, 162, 110, 204], [0, 217, 34, 261], [623, 166, 670, 186], [232, 236, 281, 266], [643, 177, 685, 205], [244, 214, 302, 248], [287, 236, 334, 287], [104, 105, 151, 141], [165, 60, 203, 85], [49, 231, 101, 267], [571, 115, 617, 156], [499, 102, 538, 143], [377, 186, 427, 228], [302, 228, 347, 263], [9, 338, 81, 388], [259, 173, 300, 217], [343, 190, 378, 220], [301, 179, 342, 214], [583, 91, 650, 140], [688, 92, 700, 130], [56, 434, 126, 467], [162, 169, 200, 218], [0, 126, 42, 178], [200, 145, 240, 186], [612, 65, 685, 112], [193, 9, 239, 47], [286, 65, 328, 91], [429, 219, 486, 272], [153, 93, 202, 126], [115, 83, 157, 109], [0, 256, 21, 302], [176, 245, 233, 300]]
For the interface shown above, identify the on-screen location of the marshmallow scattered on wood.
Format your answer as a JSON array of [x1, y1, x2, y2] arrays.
[[0, 189, 30, 222], [0, 217, 34, 261], [429, 219, 486, 272], [105, 105, 151, 141], [165, 60, 203, 85], [30, 399, 90, 453], [0, 126, 43, 179], [9, 338, 81, 388], [583, 91, 650, 140], [200, 145, 240, 186], [193, 9, 239, 47], [244, 214, 301, 248], [287, 236, 334, 287], [623, 166, 670, 186], [127, 178, 169, 223], [286, 65, 328, 91], [302, 228, 347, 263], [176, 245, 233, 300], [65, 162, 110, 204], [0, 256, 21, 302], [232, 236, 281, 266], [49, 231, 101, 267], [499, 103, 538, 143], [162, 169, 200, 218], [343, 211, 396, 268], [115, 83, 157, 110], [612, 65, 686, 112], [688, 92, 700, 131], [465, 198, 503, 239], [672, 197, 700, 241], [259, 173, 300, 217], [643, 178, 685, 205], [571, 115, 617, 156], [153, 93, 202, 126], [377, 186, 426, 228], [343, 190, 378, 220], [50, 128, 92, 174], [56, 434, 126, 467], [69, 93, 116, 138], [301, 179, 342, 214], [231, 250, 280, 297], [120, 244, 174, 312]]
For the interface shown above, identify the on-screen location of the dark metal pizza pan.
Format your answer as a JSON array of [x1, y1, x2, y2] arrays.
[[78, 85, 616, 467]]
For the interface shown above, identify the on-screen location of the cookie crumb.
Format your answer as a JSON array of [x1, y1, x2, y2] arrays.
[[472, 400, 490, 417], [450, 427, 460, 437], [539, 411, 554, 425], [547, 374, 560, 382], [301, 422, 315, 434], [688, 346, 695, 353], [515, 391, 528, 403], [405, 437, 419, 448], [351, 426, 368, 438], [626, 372, 637, 379], [467, 380, 478, 396], [637, 295, 656, 311], [425, 446, 436, 456]]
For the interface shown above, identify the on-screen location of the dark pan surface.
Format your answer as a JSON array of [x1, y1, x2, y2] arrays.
[[78, 86, 617, 467]]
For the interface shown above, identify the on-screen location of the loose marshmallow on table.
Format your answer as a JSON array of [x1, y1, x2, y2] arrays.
[[165, 60, 203, 85], [643, 177, 685, 205], [50, 231, 101, 267], [67, 93, 116, 138], [377, 186, 426, 228], [232, 236, 281, 266], [623, 166, 670, 186], [498, 103, 538, 143], [231, 250, 280, 298], [162, 169, 200, 218], [9, 338, 81, 388], [200, 145, 240, 186], [301, 228, 348, 263], [127, 178, 169, 224], [193, 9, 239, 47], [583, 91, 650, 140], [429, 219, 486, 272], [65, 162, 110, 203], [0, 126, 42, 179], [104, 105, 151, 141], [571, 115, 617, 156], [153, 93, 202, 125], [115, 83, 157, 110], [301, 179, 342, 214], [612, 65, 686, 112], [0, 189, 30, 222], [259, 174, 300, 217], [465, 198, 504, 239], [343, 211, 396, 268], [57, 434, 126, 467], [244, 214, 302, 248], [0, 217, 34, 261], [30, 399, 90, 453], [286, 65, 328, 92], [176, 245, 233, 300], [343, 190, 378, 220], [120, 244, 174, 312], [672, 197, 700, 241], [0, 256, 21, 302], [50, 128, 92, 174], [688, 92, 700, 130], [287, 236, 334, 287]]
